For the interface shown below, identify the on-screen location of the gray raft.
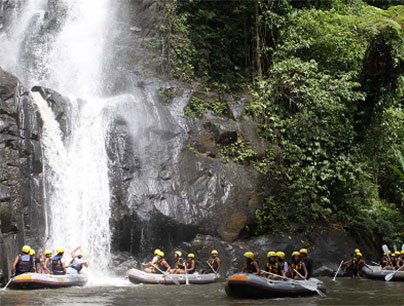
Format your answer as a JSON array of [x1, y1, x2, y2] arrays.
[[362, 265, 404, 281], [225, 273, 325, 299], [8, 272, 88, 289], [126, 268, 218, 285]]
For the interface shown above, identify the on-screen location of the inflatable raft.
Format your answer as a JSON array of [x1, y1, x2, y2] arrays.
[[8, 273, 88, 289], [363, 265, 404, 281], [126, 268, 218, 285], [225, 273, 325, 299]]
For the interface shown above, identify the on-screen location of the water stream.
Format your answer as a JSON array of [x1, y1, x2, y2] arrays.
[[0, 0, 114, 275]]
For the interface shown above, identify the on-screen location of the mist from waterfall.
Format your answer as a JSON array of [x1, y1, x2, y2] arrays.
[[0, 0, 115, 275]]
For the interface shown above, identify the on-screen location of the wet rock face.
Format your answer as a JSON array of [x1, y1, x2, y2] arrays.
[[105, 80, 265, 263], [0, 67, 45, 283]]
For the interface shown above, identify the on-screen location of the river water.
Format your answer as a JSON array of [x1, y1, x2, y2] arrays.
[[0, 277, 402, 305]]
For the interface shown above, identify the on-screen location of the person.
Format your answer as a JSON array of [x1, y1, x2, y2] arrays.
[[29, 249, 40, 273], [200, 250, 222, 274], [289, 251, 308, 280], [344, 252, 369, 279], [241, 252, 260, 275], [393, 251, 401, 268], [390, 252, 398, 269], [277, 251, 288, 277], [49, 248, 66, 275], [171, 251, 185, 274], [380, 251, 392, 269], [66, 246, 89, 274], [398, 251, 404, 268], [11, 245, 33, 276], [264, 251, 282, 279], [300, 248, 313, 279], [154, 251, 171, 274], [42, 249, 53, 274], [142, 249, 161, 273], [185, 253, 197, 274], [207, 250, 221, 274]]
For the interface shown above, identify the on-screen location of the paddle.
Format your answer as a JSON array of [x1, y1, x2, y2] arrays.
[[207, 261, 218, 276], [293, 269, 326, 297], [333, 260, 344, 281], [151, 263, 180, 285], [2, 276, 14, 290], [184, 260, 189, 286], [385, 265, 404, 281]]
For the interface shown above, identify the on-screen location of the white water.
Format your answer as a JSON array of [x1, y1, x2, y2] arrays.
[[0, 0, 114, 276]]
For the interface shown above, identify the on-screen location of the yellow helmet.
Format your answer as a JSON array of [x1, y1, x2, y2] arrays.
[[243, 251, 254, 259], [77, 252, 84, 258], [395, 251, 400, 256], [44, 249, 52, 256], [56, 248, 65, 254], [354, 248, 360, 254], [267, 251, 277, 258], [175, 251, 182, 257], [158, 251, 165, 257], [401, 251, 404, 255], [357, 252, 363, 257], [154, 249, 161, 255], [188, 253, 195, 258], [299, 248, 308, 254], [29, 249, 36, 256], [22, 245, 31, 254], [292, 251, 300, 257], [276, 251, 285, 259], [211, 250, 219, 255]]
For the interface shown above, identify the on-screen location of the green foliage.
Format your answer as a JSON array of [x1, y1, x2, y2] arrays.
[[184, 96, 229, 118], [219, 139, 257, 164], [168, 0, 404, 243]]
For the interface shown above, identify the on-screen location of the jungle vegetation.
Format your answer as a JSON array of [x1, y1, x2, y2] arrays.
[[162, 0, 404, 245]]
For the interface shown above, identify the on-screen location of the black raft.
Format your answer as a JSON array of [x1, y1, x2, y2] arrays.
[[225, 273, 325, 299]]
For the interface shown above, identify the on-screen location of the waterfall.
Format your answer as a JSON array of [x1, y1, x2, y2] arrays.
[[0, 0, 115, 274]]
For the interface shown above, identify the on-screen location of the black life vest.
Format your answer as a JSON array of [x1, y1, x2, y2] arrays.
[[290, 262, 305, 278], [175, 258, 185, 269], [245, 259, 258, 273], [186, 259, 196, 273], [157, 259, 168, 273], [266, 261, 281, 275], [16, 254, 32, 274], [208, 257, 219, 272], [70, 256, 83, 272], [381, 256, 391, 267], [51, 255, 65, 275]]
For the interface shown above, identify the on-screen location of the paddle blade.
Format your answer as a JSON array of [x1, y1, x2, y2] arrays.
[[385, 272, 394, 281], [402, 244, 404, 251], [382, 244, 390, 255]]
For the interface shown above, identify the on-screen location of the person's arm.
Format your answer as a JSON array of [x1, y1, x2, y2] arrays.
[[241, 263, 247, 273], [216, 258, 221, 273], [43, 258, 51, 274], [11, 256, 19, 276], [253, 261, 260, 275], [71, 246, 81, 259], [163, 260, 171, 272], [303, 264, 308, 280]]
